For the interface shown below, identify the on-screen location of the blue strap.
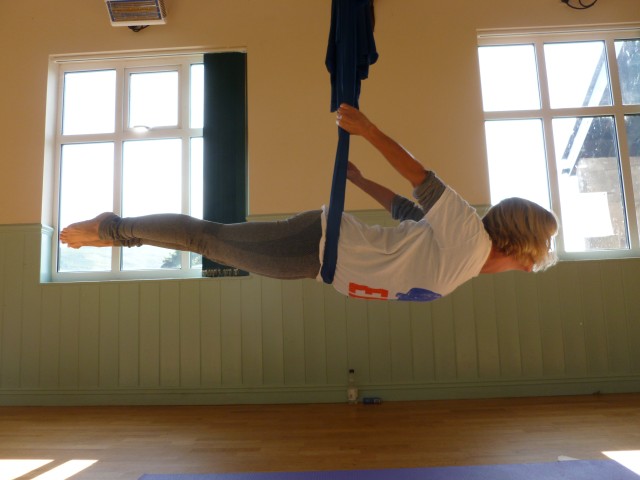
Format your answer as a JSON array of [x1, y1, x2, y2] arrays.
[[321, 0, 377, 284]]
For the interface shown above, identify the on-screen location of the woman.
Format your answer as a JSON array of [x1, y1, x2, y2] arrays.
[[61, 104, 558, 302]]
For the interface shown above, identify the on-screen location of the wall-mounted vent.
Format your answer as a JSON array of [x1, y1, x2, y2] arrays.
[[105, 0, 167, 27]]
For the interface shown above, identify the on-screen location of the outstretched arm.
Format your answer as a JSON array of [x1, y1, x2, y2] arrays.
[[348, 161, 426, 222], [347, 161, 395, 213], [336, 103, 428, 188]]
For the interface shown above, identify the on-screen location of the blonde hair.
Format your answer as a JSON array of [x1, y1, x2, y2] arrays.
[[482, 197, 558, 272]]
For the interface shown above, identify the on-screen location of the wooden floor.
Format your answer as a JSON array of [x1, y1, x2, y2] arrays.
[[1, 393, 639, 480]]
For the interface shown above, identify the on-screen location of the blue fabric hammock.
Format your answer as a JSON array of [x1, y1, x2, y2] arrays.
[[321, 0, 378, 284]]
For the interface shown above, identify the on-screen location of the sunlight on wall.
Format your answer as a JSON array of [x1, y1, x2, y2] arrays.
[[603, 451, 640, 476], [0, 459, 97, 480]]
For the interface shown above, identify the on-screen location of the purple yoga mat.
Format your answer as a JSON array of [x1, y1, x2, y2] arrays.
[[140, 460, 638, 480]]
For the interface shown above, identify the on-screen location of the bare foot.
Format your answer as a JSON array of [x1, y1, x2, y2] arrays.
[[60, 212, 117, 248]]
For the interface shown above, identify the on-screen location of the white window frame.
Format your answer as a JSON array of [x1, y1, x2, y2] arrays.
[[478, 26, 640, 261], [50, 50, 206, 282]]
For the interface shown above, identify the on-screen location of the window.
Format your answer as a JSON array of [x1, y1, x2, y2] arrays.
[[52, 53, 205, 280], [478, 29, 640, 259]]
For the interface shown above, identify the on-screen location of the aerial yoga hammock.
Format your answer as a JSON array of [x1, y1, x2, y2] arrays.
[[59, 0, 558, 295], [321, 0, 378, 284]]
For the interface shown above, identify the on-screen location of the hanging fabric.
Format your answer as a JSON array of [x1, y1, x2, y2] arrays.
[[321, 0, 378, 284]]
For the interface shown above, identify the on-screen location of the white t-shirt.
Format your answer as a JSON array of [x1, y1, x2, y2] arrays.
[[317, 186, 492, 301]]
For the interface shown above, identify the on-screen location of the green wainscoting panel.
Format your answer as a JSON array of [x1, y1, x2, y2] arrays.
[[623, 261, 640, 371], [200, 280, 223, 386], [0, 220, 639, 405], [259, 277, 285, 385]]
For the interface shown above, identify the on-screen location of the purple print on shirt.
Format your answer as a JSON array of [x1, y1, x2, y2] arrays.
[[395, 288, 442, 302]]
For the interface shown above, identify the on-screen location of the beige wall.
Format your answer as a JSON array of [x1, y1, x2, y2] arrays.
[[0, 0, 638, 224]]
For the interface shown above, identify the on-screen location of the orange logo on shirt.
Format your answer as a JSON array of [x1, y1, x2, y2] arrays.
[[348, 283, 389, 300]]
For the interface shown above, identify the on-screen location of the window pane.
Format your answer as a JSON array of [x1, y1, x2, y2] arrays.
[[615, 39, 640, 105], [122, 139, 182, 270], [544, 42, 612, 109], [62, 70, 116, 135], [478, 45, 540, 112], [190, 64, 204, 128], [553, 117, 627, 251], [626, 115, 640, 240], [58, 143, 114, 272], [484, 119, 550, 208], [129, 71, 179, 128], [190, 137, 203, 219], [190, 137, 203, 269]]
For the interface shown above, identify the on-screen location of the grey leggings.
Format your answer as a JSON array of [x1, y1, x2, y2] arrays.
[[99, 211, 323, 280]]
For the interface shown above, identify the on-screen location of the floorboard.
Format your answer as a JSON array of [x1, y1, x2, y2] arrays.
[[0, 394, 639, 480]]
